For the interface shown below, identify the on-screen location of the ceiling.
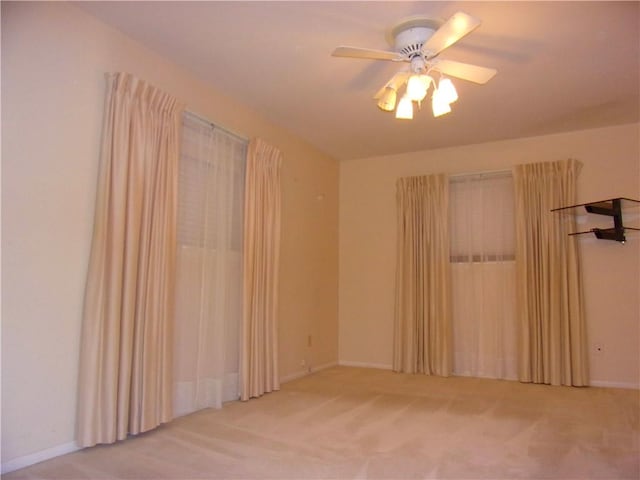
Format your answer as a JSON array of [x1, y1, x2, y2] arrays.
[[77, 1, 639, 161]]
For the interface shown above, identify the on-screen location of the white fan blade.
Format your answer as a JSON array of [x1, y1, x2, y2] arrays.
[[430, 59, 496, 84], [332, 46, 404, 61], [421, 12, 481, 58], [373, 71, 410, 99]]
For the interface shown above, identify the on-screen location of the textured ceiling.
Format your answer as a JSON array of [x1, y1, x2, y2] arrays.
[[78, 1, 640, 161]]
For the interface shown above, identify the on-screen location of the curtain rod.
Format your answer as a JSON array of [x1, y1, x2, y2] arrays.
[[449, 168, 512, 180], [184, 110, 249, 143]]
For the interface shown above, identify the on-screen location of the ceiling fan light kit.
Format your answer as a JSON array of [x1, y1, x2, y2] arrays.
[[332, 11, 496, 121], [406, 74, 432, 102], [377, 87, 397, 112], [438, 78, 458, 104], [432, 89, 452, 117], [395, 94, 414, 119]]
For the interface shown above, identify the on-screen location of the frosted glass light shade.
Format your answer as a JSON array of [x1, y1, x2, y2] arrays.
[[395, 95, 414, 119], [432, 89, 452, 117], [438, 78, 458, 104], [377, 87, 397, 111], [406, 74, 431, 101]]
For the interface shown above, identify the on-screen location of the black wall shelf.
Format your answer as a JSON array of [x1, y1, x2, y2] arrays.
[[551, 197, 640, 243]]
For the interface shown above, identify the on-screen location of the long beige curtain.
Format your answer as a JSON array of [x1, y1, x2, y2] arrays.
[[513, 159, 588, 386], [393, 174, 452, 375], [76, 73, 184, 447], [240, 138, 282, 401]]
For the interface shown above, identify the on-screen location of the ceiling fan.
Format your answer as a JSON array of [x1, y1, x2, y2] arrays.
[[331, 12, 497, 119]]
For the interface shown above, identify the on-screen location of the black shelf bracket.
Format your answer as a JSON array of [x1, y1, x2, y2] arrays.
[[552, 197, 640, 244]]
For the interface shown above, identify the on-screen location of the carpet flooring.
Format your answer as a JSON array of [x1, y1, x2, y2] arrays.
[[5, 366, 639, 479]]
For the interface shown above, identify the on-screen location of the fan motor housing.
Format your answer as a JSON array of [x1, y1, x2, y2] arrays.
[[386, 16, 443, 57]]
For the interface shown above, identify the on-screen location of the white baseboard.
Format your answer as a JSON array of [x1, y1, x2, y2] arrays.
[[338, 360, 393, 370], [335, 364, 639, 390], [590, 380, 639, 390], [453, 371, 519, 382], [311, 361, 338, 373], [1, 441, 80, 474], [280, 368, 309, 383], [280, 361, 339, 384]]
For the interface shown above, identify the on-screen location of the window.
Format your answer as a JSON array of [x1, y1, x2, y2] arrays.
[[449, 172, 517, 380], [178, 115, 246, 250], [173, 112, 247, 416], [449, 172, 515, 263]]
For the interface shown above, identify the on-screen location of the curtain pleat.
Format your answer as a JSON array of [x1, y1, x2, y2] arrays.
[[240, 138, 282, 400], [393, 174, 452, 375], [76, 73, 183, 447], [513, 159, 588, 386]]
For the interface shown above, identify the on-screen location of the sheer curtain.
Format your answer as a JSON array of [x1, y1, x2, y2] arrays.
[[513, 159, 588, 386], [449, 173, 517, 380], [241, 138, 282, 401], [393, 174, 452, 376], [173, 113, 246, 416], [77, 73, 183, 447]]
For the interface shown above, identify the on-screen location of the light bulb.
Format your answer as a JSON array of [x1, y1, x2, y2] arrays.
[[438, 78, 458, 104], [432, 88, 452, 117], [406, 74, 432, 102], [377, 87, 397, 112], [395, 94, 414, 119]]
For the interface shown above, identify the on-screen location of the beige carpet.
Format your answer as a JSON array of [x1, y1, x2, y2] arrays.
[[5, 366, 639, 479]]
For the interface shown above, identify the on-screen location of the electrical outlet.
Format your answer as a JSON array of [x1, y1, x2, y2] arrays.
[[594, 344, 604, 355]]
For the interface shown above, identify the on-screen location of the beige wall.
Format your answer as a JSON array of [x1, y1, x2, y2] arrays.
[[1, 1, 338, 465], [339, 124, 640, 387]]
